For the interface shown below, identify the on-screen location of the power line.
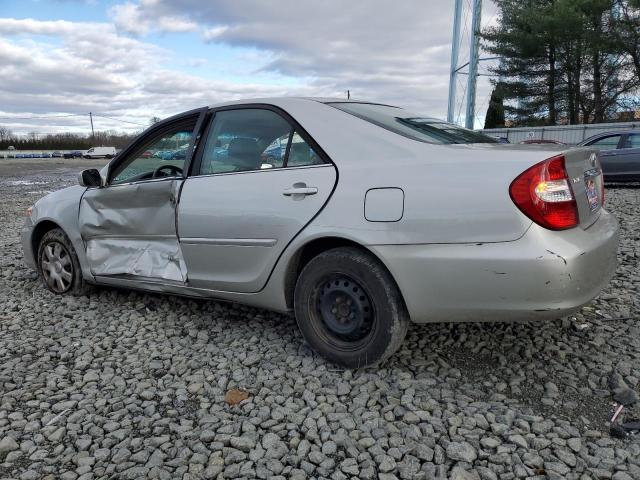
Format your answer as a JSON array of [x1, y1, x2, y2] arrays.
[[92, 113, 146, 126], [0, 114, 85, 121], [0, 112, 146, 127]]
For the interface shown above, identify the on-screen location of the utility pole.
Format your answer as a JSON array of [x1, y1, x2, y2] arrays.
[[89, 112, 95, 139], [447, 0, 463, 123], [447, 0, 484, 128], [347, 90, 350, 99], [465, 0, 483, 129]]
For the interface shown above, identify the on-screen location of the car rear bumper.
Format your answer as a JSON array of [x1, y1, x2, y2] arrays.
[[370, 210, 619, 323]]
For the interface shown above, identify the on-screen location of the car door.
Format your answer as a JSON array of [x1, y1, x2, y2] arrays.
[[177, 106, 337, 293], [585, 134, 625, 179], [78, 109, 206, 282], [615, 133, 640, 180]]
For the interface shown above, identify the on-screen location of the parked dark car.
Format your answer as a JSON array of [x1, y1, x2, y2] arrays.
[[579, 131, 640, 182]]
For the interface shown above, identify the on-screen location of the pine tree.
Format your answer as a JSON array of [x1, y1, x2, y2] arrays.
[[483, 0, 639, 125], [484, 83, 506, 128]]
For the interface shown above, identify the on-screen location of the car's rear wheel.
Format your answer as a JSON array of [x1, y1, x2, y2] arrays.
[[37, 228, 88, 295], [294, 247, 409, 368]]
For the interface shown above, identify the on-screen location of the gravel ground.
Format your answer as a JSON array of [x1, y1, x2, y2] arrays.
[[0, 159, 639, 480]]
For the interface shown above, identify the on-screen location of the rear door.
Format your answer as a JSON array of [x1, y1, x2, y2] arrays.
[[178, 106, 337, 293], [615, 133, 640, 180], [79, 109, 206, 282], [584, 134, 625, 179]]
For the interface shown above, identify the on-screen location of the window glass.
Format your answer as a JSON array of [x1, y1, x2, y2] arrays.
[[588, 135, 621, 151], [262, 132, 290, 168], [622, 134, 640, 149], [200, 109, 292, 175], [328, 102, 497, 144], [287, 132, 324, 167], [111, 123, 194, 184]]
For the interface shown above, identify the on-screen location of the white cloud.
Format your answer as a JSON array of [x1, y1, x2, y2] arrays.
[[109, 2, 197, 35], [0, 2, 500, 135], [110, 0, 500, 125], [0, 18, 322, 135]]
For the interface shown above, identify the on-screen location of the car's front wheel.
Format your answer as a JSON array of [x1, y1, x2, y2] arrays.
[[37, 228, 88, 295], [294, 247, 409, 368]]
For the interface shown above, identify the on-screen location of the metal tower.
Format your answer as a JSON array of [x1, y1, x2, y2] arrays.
[[447, 0, 483, 129]]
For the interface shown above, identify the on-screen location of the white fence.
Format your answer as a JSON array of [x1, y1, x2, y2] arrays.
[[482, 121, 640, 145]]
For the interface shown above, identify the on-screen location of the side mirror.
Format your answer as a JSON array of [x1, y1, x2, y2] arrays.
[[78, 168, 102, 187]]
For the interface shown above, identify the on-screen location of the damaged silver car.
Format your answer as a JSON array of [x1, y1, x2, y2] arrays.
[[22, 98, 619, 367]]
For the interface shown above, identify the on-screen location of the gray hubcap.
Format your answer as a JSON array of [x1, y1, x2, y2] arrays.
[[41, 242, 73, 293]]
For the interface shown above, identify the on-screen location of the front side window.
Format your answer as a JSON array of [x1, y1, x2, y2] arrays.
[[328, 102, 497, 144], [587, 135, 621, 151], [110, 119, 195, 184], [199, 108, 324, 175]]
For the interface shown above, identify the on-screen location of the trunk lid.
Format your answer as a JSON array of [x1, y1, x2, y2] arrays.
[[562, 147, 604, 229]]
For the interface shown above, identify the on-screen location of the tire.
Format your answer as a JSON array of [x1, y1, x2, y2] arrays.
[[294, 247, 409, 368], [37, 228, 89, 296]]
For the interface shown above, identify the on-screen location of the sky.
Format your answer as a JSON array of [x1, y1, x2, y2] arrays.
[[0, 0, 499, 136]]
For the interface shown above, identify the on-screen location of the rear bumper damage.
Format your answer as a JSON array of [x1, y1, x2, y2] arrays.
[[371, 210, 619, 324]]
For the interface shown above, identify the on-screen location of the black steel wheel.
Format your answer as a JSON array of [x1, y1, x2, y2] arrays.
[[316, 274, 375, 345], [294, 247, 409, 368], [37, 228, 88, 295]]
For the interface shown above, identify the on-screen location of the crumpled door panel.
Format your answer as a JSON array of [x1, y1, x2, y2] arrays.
[[79, 179, 187, 282], [85, 237, 187, 281]]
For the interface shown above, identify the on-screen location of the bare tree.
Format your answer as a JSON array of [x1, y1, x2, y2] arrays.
[[0, 126, 12, 142]]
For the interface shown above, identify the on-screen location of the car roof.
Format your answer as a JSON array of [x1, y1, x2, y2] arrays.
[[205, 97, 399, 110], [581, 130, 639, 143], [590, 130, 637, 135]]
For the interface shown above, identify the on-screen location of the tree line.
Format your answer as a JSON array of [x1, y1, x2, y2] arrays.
[[0, 127, 138, 151], [483, 0, 640, 127]]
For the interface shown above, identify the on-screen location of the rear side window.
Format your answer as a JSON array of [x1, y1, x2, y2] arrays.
[[199, 108, 324, 175], [587, 135, 622, 151], [287, 132, 324, 167], [327, 102, 497, 144], [622, 134, 640, 149]]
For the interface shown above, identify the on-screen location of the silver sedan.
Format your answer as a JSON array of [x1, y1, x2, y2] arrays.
[[21, 98, 619, 367]]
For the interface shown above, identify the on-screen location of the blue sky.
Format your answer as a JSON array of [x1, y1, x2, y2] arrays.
[[0, 0, 498, 135]]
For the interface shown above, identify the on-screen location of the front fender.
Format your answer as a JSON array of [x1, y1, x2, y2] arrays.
[[28, 185, 94, 282]]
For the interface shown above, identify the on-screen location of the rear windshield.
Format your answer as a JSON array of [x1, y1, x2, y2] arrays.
[[328, 102, 496, 144]]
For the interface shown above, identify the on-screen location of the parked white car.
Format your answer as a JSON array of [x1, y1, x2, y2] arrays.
[[83, 147, 116, 159], [21, 98, 618, 367]]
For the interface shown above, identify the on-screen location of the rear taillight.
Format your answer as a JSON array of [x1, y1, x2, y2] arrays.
[[509, 155, 579, 230]]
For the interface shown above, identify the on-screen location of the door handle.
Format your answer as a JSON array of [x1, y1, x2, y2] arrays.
[[283, 183, 318, 197]]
